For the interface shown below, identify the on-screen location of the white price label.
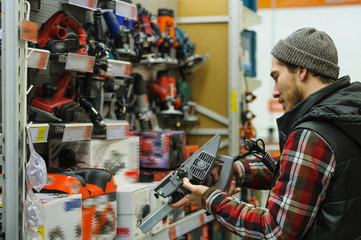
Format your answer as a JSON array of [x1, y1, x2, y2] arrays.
[[62, 124, 93, 142], [106, 60, 131, 77], [106, 123, 130, 139], [65, 53, 95, 73], [115, 0, 137, 20], [27, 48, 50, 69], [68, 0, 98, 10]]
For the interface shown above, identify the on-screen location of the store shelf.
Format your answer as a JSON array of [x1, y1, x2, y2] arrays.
[[148, 210, 214, 240], [242, 6, 262, 30], [135, 56, 179, 71]]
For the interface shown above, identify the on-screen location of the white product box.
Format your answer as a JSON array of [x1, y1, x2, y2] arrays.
[[90, 136, 140, 185], [48, 139, 91, 170], [48, 137, 140, 185], [117, 182, 170, 235], [82, 193, 117, 240], [115, 185, 150, 240], [36, 194, 82, 240]]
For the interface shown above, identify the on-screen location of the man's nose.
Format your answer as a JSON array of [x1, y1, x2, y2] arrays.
[[272, 84, 280, 99]]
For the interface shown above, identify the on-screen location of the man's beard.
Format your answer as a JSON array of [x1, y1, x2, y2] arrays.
[[287, 85, 304, 111]]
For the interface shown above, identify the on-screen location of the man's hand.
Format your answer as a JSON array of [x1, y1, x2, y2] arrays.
[[169, 178, 209, 208], [211, 163, 241, 196]]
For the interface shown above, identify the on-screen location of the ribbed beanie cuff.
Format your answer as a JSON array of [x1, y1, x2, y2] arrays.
[[271, 28, 339, 80]]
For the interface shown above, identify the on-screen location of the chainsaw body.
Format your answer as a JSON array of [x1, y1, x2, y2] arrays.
[[37, 10, 87, 55], [139, 133, 235, 233]]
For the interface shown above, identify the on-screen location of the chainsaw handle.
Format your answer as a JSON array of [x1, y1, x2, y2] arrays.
[[214, 155, 234, 191]]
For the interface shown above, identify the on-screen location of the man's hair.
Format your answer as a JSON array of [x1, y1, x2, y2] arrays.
[[279, 59, 335, 84]]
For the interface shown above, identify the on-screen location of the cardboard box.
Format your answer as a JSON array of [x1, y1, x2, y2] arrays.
[[135, 130, 186, 169], [48, 137, 140, 185], [90, 137, 140, 185], [117, 182, 170, 235], [82, 193, 117, 240], [48, 139, 91, 171], [115, 185, 151, 240], [36, 194, 82, 240]]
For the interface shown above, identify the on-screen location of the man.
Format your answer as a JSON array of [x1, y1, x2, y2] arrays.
[[170, 28, 361, 239]]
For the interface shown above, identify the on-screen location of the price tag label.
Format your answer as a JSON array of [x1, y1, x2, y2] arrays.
[[169, 226, 179, 240], [106, 60, 131, 77], [115, 0, 137, 20], [27, 48, 50, 69], [29, 125, 49, 143], [199, 212, 205, 225], [68, 0, 98, 10], [21, 20, 39, 43], [65, 53, 95, 73], [106, 122, 130, 139], [62, 124, 93, 142]]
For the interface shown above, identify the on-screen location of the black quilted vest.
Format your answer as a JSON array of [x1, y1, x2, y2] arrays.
[[276, 76, 361, 240]]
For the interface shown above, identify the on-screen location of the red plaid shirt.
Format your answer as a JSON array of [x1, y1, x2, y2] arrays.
[[201, 129, 336, 239]]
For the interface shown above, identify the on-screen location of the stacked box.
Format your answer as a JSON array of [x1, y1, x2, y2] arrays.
[[35, 194, 82, 240], [135, 130, 186, 169], [48, 136, 140, 185], [90, 137, 140, 185], [82, 193, 117, 240], [117, 182, 170, 235], [115, 185, 151, 240], [48, 139, 91, 171]]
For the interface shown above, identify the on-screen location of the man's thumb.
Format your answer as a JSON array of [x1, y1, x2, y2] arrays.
[[182, 177, 192, 190]]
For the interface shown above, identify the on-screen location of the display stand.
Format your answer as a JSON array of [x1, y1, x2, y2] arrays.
[[1, 0, 27, 239]]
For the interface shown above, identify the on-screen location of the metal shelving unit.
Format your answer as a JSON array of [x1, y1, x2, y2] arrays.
[[148, 209, 214, 240], [1, 0, 27, 239]]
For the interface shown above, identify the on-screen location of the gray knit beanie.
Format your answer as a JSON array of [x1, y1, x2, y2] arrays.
[[271, 28, 339, 80]]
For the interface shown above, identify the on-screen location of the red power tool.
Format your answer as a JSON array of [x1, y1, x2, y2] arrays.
[[30, 71, 81, 122], [37, 10, 88, 55], [147, 70, 182, 115]]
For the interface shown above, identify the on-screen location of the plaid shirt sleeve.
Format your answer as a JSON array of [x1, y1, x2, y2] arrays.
[[201, 129, 336, 239], [233, 156, 277, 190]]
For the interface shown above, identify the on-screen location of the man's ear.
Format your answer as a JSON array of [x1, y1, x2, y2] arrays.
[[299, 68, 308, 81]]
